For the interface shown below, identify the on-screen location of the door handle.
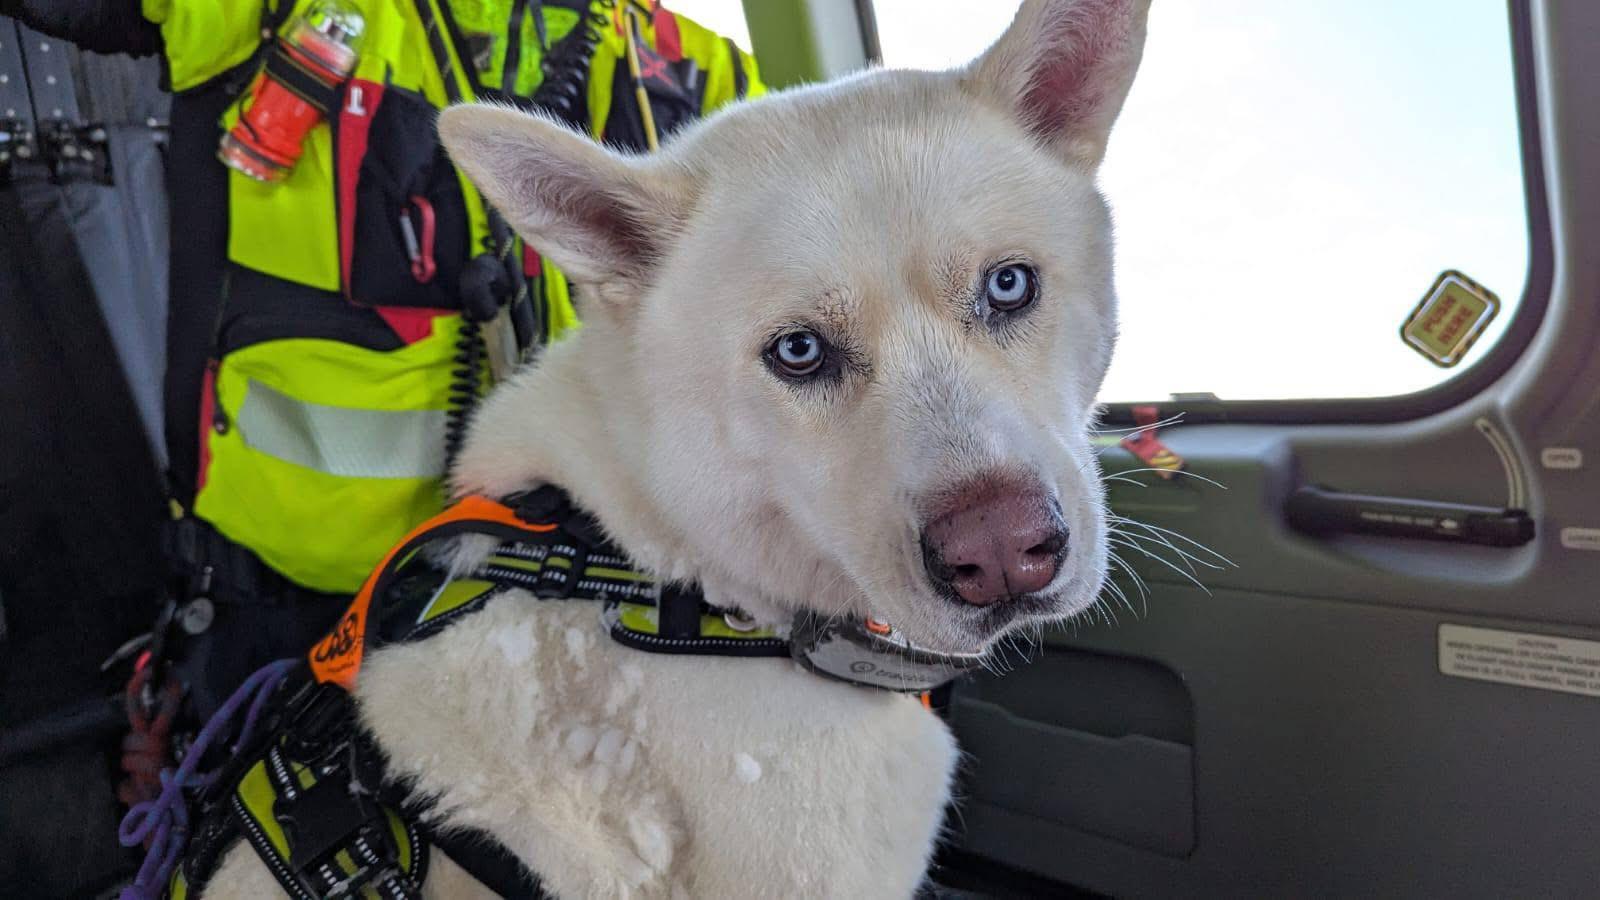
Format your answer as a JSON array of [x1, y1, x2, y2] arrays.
[[1285, 485, 1534, 547]]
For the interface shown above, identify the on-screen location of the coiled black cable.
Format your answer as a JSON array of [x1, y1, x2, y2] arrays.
[[446, 252, 508, 470], [443, 0, 611, 470], [531, 1, 613, 129], [443, 316, 485, 469]]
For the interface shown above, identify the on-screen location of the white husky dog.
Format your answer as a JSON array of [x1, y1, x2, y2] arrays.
[[212, 0, 1148, 895]]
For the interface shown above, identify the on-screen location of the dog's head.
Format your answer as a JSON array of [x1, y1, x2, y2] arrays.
[[442, 0, 1148, 655]]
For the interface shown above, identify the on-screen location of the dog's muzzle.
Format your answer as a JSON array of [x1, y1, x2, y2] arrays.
[[788, 612, 985, 692]]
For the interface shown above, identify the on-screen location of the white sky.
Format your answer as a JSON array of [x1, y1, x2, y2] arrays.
[[665, 0, 753, 51], [669, 1, 1529, 404]]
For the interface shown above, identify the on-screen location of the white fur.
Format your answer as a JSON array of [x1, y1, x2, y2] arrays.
[[363, 599, 956, 898], [208, 1, 1148, 895]]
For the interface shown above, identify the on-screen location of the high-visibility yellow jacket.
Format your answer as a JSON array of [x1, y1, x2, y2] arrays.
[[144, 0, 762, 593]]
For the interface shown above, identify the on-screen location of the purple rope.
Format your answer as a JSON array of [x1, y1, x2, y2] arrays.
[[239, 663, 289, 752], [118, 658, 298, 900]]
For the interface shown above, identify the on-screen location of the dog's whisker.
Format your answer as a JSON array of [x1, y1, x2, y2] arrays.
[[1101, 575, 1132, 614], [1098, 597, 1118, 627], [1110, 528, 1195, 578], [1109, 533, 1200, 578], [1113, 531, 1219, 575], [995, 636, 1014, 673], [1100, 563, 1137, 612], [1103, 467, 1229, 491], [1089, 412, 1188, 435], [1107, 515, 1234, 567], [979, 640, 999, 674], [1108, 551, 1152, 606], [1105, 552, 1150, 618], [1107, 570, 1145, 621], [808, 567, 860, 635], [1107, 563, 1145, 605], [1110, 538, 1212, 595], [1107, 512, 1228, 560]]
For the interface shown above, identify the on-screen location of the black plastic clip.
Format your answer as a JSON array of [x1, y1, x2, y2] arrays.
[[279, 680, 358, 767], [39, 121, 111, 184], [458, 252, 512, 323], [0, 118, 37, 184], [506, 485, 570, 525]]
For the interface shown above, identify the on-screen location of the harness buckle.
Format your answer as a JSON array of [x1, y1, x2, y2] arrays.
[[266, 680, 407, 893], [280, 679, 358, 764], [506, 485, 570, 524], [277, 764, 380, 869]]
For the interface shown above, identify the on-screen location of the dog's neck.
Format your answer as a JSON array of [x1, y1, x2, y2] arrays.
[[452, 314, 699, 584]]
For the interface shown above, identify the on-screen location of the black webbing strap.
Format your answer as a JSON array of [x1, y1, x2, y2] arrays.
[[500, 0, 528, 95], [261, 42, 341, 114], [418, 0, 478, 107], [656, 583, 701, 639], [263, 0, 296, 43], [605, 599, 792, 659], [726, 37, 747, 100]]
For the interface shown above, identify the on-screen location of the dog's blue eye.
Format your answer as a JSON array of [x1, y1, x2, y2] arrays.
[[985, 264, 1037, 311], [771, 330, 825, 378]]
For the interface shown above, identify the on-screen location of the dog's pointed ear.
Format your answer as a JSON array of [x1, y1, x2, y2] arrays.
[[439, 103, 694, 292], [964, 0, 1150, 169]]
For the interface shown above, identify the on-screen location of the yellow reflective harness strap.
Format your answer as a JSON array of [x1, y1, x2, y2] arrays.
[[415, 577, 499, 623], [613, 600, 780, 640], [170, 691, 432, 900]]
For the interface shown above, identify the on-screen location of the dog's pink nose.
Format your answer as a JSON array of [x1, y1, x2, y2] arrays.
[[921, 483, 1068, 607]]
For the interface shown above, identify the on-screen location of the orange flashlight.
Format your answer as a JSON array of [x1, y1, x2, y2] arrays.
[[218, 0, 364, 182]]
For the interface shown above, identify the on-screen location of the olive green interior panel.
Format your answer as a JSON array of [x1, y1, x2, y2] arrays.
[[741, 0, 867, 87], [945, 1, 1600, 894], [951, 650, 1195, 858], [741, 0, 825, 87], [952, 582, 1600, 896]]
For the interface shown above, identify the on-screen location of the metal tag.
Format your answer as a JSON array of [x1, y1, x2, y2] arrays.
[[1400, 270, 1500, 368]]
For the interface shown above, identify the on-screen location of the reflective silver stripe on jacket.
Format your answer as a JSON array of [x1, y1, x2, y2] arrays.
[[237, 380, 446, 479]]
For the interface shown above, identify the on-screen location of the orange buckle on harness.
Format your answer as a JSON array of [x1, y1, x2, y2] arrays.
[[308, 495, 556, 689]]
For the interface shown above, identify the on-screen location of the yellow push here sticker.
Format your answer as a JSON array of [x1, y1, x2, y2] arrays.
[[1401, 270, 1500, 367]]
